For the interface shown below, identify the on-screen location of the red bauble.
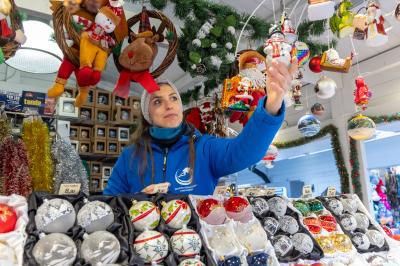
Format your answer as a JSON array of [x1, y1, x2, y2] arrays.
[[309, 56, 322, 73], [197, 198, 219, 218], [0, 203, 17, 233], [381, 225, 393, 238], [224, 196, 249, 212], [197, 198, 226, 225]]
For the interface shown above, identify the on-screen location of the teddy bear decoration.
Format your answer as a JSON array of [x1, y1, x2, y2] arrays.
[[263, 24, 292, 67], [354, 76, 372, 111]]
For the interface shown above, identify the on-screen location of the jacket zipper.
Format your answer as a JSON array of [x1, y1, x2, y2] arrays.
[[163, 147, 169, 182]]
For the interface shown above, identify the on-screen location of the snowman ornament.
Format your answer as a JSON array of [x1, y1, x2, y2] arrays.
[[263, 26, 293, 67]]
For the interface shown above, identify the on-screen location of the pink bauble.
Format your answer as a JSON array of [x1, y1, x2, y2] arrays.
[[224, 196, 253, 223], [197, 198, 227, 225]]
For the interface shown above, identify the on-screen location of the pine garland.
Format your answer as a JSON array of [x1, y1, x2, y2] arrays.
[[274, 124, 350, 194]]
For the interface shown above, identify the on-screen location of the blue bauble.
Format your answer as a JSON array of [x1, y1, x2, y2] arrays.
[[218, 256, 241, 266], [247, 252, 269, 266], [297, 114, 321, 137]]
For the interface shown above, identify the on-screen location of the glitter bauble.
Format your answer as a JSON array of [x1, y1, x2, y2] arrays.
[[247, 251, 269, 266], [249, 197, 269, 217], [279, 215, 299, 234], [81, 231, 121, 265], [354, 212, 370, 230], [196, 198, 226, 225], [293, 200, 310, 216], [77, 200, 114, 233], [209, 227, 239, 257], [161, 199, 191, 229], [341, 197, 358, 214], [134, 230, 168, 264], [35, 198, 76, 233], [304, 216, 322, 234], [263, 217, 280, 236], [224, 196, 253, 223], [130, 201, 160, 231], [352, 232, 370, 250], [319, 214, 337, 232], [0, 203, 17, 233], [273, 235, 293, 257], [292, 233, 314, 254], [327, 198, 344, 216], [179, 258, 206, 266], [316, 235, 335, 254], [333, 233, 353, 253], [217, 256, 241, 266], [366, 230, 385, 248], [340, 214, 357, 232], [33, 233, 77, 266], [171, 228, 202, 256], [267, 197, 287, 217]]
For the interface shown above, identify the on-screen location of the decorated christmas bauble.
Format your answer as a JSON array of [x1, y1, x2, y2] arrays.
[[77, 200, 114, 233], [366, 229, 385, 248], [133, 230, 169, 264], [333, 233, 353, 253], [224, 196, 253, 223], [279, 215, 299, 234], [292, 233, 314, 254], [196, 198, 226, 225], [311, 103, 325, 116], [293, 200, 310, 216], [298, 114, 321, 137], [161, 200, 191, 229], [35, 198, 76, 233], [319, 214, 337, 232], [0, 203, 17, 233], [171, 228, 202, 256], [273, 235, 293, 257], [179, 258, 206, 266], [249, 197, 269, 217], [291, 41, 310, 66], [236, 221, 268, 252], [314, 76, 336, 99], [341, 197, 358, 213], [340, 214, 357, 232], [81, 231, 121, 265], [352, 232, 370, 250], [304, 216, 322, 234], [267, 197, 287, 217], [33, 233, 77, 266], [0, 242, 17, 264], [263, 217, 280, 236], [309, 56, 322, 73], [327, 198, 344, 216], [247, 251, 269, 266], [347, 114, 376, 141], [217, 256, 241, 266], [316, 235, 335, 254], [130, 201, 160, 231], [354, 212, 370, 230]]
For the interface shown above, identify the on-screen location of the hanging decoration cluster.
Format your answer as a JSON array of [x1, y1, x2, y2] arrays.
[[22, 119, 53, 192]]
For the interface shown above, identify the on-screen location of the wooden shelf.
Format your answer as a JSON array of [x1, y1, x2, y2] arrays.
[[79, 153, 119, 162], [56, 115, 134, 127]]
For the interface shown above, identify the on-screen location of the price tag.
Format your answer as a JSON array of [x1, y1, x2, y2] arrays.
[[327, 186, 337, 197], [142, 182, 170, 194], [265, 187, 276, 196], [246, 187, 259, 196], [302, 185, 313, 199], [59, 183, 81, 195], [213, 185, 228, 196]]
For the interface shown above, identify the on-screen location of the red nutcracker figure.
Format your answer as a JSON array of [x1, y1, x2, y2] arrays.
[[354, 76, 372, 111]]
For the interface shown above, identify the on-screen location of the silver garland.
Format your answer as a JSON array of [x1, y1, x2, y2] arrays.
[[52, 138, 89, 195]]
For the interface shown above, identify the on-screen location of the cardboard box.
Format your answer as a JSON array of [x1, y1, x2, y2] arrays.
[[93, 140, 107, 154], [95, 89, 111, 108], [69, 126, 79, 140], [106, 140, 119, 155], [79, 126, 92, 141], [79, 106, 94, 121], [111, 94, 128, 109], [0, 90, 22, 112], [79, 140, 91, 154], [95, 108, 110, 123], [83, 88, 95, 107], [20, 91, 46, 114], [93, 125, 107, 140]]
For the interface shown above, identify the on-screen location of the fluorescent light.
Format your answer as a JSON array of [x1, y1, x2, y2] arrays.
[[309, 148, 333, 155], [287, 154, 306, 160]]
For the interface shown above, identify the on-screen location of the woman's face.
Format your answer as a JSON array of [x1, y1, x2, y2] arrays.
[[148, 84, 183, 128]]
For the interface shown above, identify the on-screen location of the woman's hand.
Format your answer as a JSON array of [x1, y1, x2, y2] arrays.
[[265, 58, 298, 115]]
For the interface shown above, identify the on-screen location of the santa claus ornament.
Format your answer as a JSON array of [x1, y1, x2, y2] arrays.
[[35, 198, 76, 233], [262, 145, 278, 169], [224, 196, 253, 223], [264, 25, 293, 67], [354, 76, 372, 111], [366, 1, 388, 47], [291, 79, 303, 111], [308, 0, 335, 21], [0, 203, 17, 233], [280, 11, 297, 44], [133, 230, 169, 264], [196, 198, 227, 225], [161, 199, 191, 229], [130, 200, 160, 231], [171, 228, 202, 256]]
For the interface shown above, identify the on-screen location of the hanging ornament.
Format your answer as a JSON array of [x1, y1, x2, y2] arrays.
[[267, 197, 287, 217], [292, 233, 314, 254], [192, 39, 201, 47], [291, 41, 310, 67], [161, 199, 191, 229], [171, 228, 202, 256], [320, 48, 352, 73], [352, 232, 371, 250], [263, 25, 293, 66], [134, 230, 169, 264], [263, 217, 280, 236], [311, 103, 325, 116], [35, 198, 76, 233], [354, 76, 372, 111], [353, 13, 368, 40], [0, 203, 17, 233], [33, 233, 77, 266], [309, 56, 322, 73], [197, 198, 227, 225], [395, 3, 400, 21], [81, 231, 121, 265], [130, 200, 160, 231], [280, 11, 297, 44], [224, 196, 253, 223], [329, 0, 355, 38], [308, 0, 335, 21], [347, 114, 376, 140], [179, 259, 206, 266], [77, 200, 114, 233], [314, 76, 336, 99], [262, 144, 278, 169], [366, 229, 385, 248], [291, 79, 303, 111], [298, 114, 321, 137], [366, 2, 388, 47]]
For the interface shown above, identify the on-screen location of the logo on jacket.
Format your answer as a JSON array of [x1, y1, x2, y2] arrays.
[[175, 167, 192, 186]]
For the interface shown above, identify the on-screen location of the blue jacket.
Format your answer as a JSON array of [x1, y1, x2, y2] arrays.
[[103, 97, 284, 195]]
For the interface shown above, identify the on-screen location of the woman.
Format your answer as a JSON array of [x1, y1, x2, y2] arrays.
[[104, 59, 297, 195]]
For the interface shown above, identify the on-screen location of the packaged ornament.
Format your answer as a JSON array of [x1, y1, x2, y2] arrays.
[[129, 200, 160, 231], [196, 198, 227, 225], [34, 198, 76, 233], [81, 231, 121, 265], [224, 196, 253, 223], [161, 199, 192, 229], [77, 199, 114, 233], [171, 228, 202, 257]]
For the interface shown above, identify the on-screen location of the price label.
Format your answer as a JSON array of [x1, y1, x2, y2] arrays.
[[142, 182, 170, 194], [265, 187, 276, 196], [59, 183, 81, 195], [213, 185, 227, 196], [302, 185, 313, 199], [327, 186, 337, 197]]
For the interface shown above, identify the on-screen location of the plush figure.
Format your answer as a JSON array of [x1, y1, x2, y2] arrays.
[[366, 1, 388, 47], [263, 25, 292, 67], [113, 7, 163, 98], [0, 0, 26, 63], [354, 76, 371, 111], [75, 6, 120, 107], [329, 0, 355, 38]]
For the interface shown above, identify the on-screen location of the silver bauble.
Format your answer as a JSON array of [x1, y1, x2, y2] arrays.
[[327, 198, 344, 216], [250, 197, 269, 217], [263, 217, 280, 236], [341, 214, 357, 232], [314, 76, 336, 99], [33, 233, 77, 266], [292, 233, 314, 254], [352, 232, 370, 250], [267, 197, 287, 217], [341, 197, 358, 214], [354, 212, 370, 230], [81, 231, 121, 265], [77, 200, 114, 233], [273, 235, 293, 257], [366, 230, 385, 248], [35, 198, 76, 233], [279, 215, 299, 234]]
